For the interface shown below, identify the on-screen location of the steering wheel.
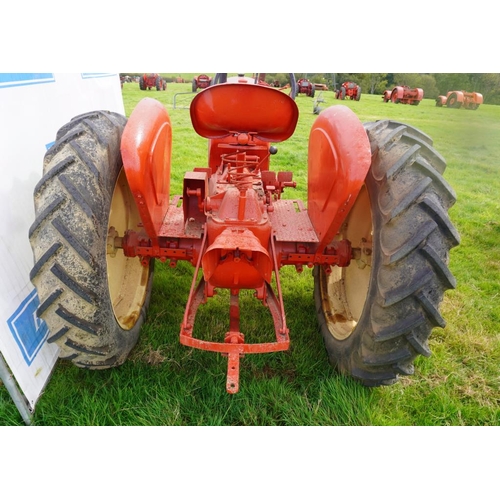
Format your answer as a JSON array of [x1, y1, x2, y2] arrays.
[[212, 73, 297, 100]]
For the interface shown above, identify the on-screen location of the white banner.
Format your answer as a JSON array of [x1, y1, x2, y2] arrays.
[[0, 73, 125, 417]]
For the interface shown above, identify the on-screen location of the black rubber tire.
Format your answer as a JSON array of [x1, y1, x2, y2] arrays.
[[447, 93, 461, 108], [139, 76, 145, 90], [29, 110, 154, 368], [314, 119, 460, 386], [156, 76, 161, 91], [192, 78, 197, 92], [340, 87, 346, 100], [355, 86, 361, 101]]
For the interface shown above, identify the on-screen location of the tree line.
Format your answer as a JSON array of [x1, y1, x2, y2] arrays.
[[286, 73, 500, 105], [122, 73, 500, 105]]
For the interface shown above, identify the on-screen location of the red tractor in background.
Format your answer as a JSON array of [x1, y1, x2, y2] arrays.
[[29, 72, 458, 394], [192, 74, 212, 92], [296, 78, 315, 97], [336, 81, 361, 101], [436, 90, 483, 110], [139, 73, 167, 91], [383, 86, 423, 105]]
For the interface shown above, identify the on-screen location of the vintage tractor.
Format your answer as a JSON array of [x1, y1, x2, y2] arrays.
[[296, 78, 315, 97], [139, 73, 167, 91], [192, 74, 212, 92], [29, 72, 459, 393], [436, 90, 483, 110], [385, 86, 423, 105], [336, 81, 361, 101]]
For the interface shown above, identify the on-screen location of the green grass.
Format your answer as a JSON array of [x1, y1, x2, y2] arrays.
[[1, 81, 499, 426]]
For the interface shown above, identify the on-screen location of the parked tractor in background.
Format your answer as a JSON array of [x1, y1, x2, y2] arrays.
[[29, 72, 458, 394], [139, 73, 167, 91], [336, 81, 361, 101], [384, 86, 423, 105], [296, 78, 315, 97], [192, 74, 212, 92], [314, 83, 329, 91], [436, 90, 483, 110]]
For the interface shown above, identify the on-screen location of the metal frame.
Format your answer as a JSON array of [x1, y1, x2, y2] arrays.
[[0, 352, 33, 425]]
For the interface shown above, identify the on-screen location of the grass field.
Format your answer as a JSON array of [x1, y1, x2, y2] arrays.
[[1, 79, 499, 426]]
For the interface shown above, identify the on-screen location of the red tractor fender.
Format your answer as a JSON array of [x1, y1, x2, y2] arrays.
[[392, 86, 404, 99], [474, 92, 484, 104], [120, 98, 172, 243], [416, 88, 424, 100], [307, 105, 372, 254]]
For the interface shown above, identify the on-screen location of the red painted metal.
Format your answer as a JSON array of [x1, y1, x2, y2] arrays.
[[121, 97, 172, 243], [336, 81, 361, 101], [389, 85, 424, 105], [192, 74, 212, 91], [307, 105, 372, 254], [296, 78, 315, 97], [436, 90, 483, 110], [140, 73, 166, 91], [119, 77, 372, 393], [190, 83, 298, 142]]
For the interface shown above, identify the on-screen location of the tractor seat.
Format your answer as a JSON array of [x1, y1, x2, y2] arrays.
[[190, 83, 299, 143]]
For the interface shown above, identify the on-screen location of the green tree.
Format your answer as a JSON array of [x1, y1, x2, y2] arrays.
[[474, 74, 500, 104], [434, 73, 472, 95]]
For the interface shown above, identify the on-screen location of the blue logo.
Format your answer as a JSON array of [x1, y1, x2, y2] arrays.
[[7, 290, 49, 366], [0, 73, 55, 89]]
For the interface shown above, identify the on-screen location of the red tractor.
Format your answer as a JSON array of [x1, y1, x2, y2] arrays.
[[139, 73, 166, 91], [296, 78, 315, 97], [336, 81, 361, 101], [192, 74, 212, 92], [29, 72, 458, 393], [384, 86, 423, 105], [436, 90, 483, 110]]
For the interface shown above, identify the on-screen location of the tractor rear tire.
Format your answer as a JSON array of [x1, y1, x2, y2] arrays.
[[139, 76, 145, 90], [29, 110, 154, 368], [314, 120, 460, 386], [447, 93, 461, 108]]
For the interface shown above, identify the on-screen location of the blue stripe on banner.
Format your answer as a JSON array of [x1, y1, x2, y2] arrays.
[[7, 290, 49, 366], [0, 73, 55, 89], [81, 73, 117, 79]]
